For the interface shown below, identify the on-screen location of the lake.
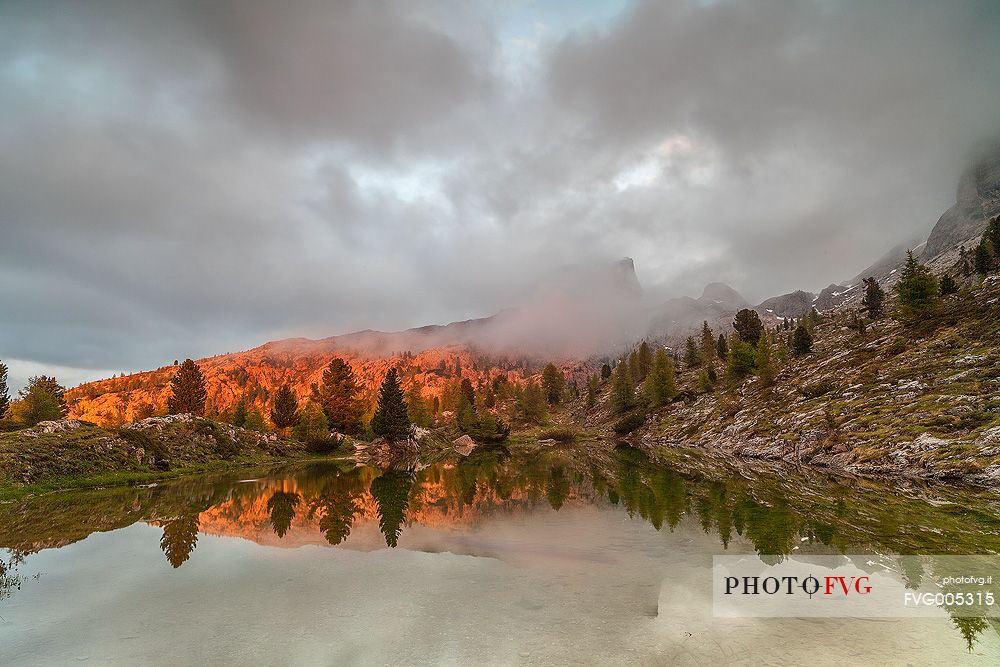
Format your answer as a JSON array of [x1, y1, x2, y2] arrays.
[[3, 443, 1000, 665]]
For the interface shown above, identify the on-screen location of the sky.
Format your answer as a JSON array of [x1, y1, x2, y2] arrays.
[[2, 0, 1000, 392]]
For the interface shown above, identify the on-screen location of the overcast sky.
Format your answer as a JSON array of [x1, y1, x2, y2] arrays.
[[2, 0, 1000, 391]]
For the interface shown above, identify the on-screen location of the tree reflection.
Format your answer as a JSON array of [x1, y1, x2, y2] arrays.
[[159, 514, 200, 568], [309, 492, 360, 545], [369, 469, 415, 547], [266, 491, 301, 538]]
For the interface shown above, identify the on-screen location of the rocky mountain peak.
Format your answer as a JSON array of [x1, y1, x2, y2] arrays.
[[699, 282, 748, 308], [923, 145, 1000, 259]]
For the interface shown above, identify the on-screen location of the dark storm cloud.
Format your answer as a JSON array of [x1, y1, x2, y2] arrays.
[[1, 0, 999, 388]]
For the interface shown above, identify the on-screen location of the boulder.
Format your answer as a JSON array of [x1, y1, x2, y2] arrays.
[[453, 434, 476, 456]]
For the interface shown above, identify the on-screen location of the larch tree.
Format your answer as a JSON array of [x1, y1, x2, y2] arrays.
[[643, 348, 676, 408], [637, 342, 652, 381], [699, 321, 716, 363], [684, 336, 701, 369], [610, 362, 635, 414], [371, 368, 412, 442], [167, 359, 208, 416]]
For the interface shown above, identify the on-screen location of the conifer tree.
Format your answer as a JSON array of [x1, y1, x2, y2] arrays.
[[585, 374, 599, 410], [643, 348, 676, 408], [792, 324, 813, 357], [611, 362, 635, 414], [312, 358, 365, 434], [697, 368, 713, 393], [541, 363, 565, 404], [244, 409, 266, 432], [0, 361, 9, 419], [716, 333, 728, 360], [294, 401, 330, 446], [861, 277, 886, 319], [699, 321, 715, 363], [754, 335, 776, 386], [684, 336, 701, 369], [637, 342, 652, 380], [230, 400, 248, 427], [733, 309, 764, 345], [975, 242, 993, 275], [404, 384, 433, 428], [895, 250, 939, 319], [600, 363, 612, 381], [270, 384, 299, 430], [371, 368, 411, 442], [726, 333, 757, 380], [939, 274, 958, 296], [167, 360, 207, 416], [518, 380, 547, 424], [628, 351, 640, 384], [8, 376, 64, 425]]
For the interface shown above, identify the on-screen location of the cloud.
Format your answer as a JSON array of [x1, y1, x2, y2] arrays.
[[1, 0, 999, 380]]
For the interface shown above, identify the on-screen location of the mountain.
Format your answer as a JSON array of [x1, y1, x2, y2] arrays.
[[66, 258, 640, 424], [699, 282, 748, 309], [922, 145, 1000, 259], [755, 290, 815, 319]]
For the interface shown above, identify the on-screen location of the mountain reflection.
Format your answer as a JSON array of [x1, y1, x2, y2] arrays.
[[5, 445, 1000, 649]]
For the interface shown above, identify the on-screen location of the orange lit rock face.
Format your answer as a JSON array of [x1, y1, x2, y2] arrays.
[[66, 340, 550, 425]]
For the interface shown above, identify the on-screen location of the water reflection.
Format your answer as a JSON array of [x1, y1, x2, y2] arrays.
[[4, 444, 1000, 650]]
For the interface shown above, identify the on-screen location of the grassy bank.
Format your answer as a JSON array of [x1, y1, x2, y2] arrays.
[[0, 415, 315, 499]]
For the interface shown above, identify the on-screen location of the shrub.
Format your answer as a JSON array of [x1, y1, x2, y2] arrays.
[[539, 427, 579, 442], [798, 381, 835, 399], [613, 413, 645, 435]]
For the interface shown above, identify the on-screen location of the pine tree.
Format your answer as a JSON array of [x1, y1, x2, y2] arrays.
[[230, 400, 248, 427], [684, 336, 701, 369], [939, 274, 958, 296], [643, 348, 676, 408], [270, 384, 299, 429], [792, 324, 813, 357], [895, 250, 939, 319], [699, 321, 715, 363], [637, 342, 652, 380], [167, 359, 208, 416], [861, 277, 886, 319], [312, 358, 365, 434], [371, 368, 411, 442], [0, 361, 9, 419], [600, 363, 612, 381], [733, 309, 764, 345], [611, 362, 635, 414], [266, 492, 301, 538], [697, 368, 713, 393], [541, 363, 565, 404], [716, 333, 728, 360]]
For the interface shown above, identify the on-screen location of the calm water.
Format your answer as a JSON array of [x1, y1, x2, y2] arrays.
[[3, 444, 1000, 665]]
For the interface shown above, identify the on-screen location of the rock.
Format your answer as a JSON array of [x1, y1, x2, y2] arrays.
[[121, 413, 194, 430], [27, 419, 85, 435], [453, 434, 476, 456]]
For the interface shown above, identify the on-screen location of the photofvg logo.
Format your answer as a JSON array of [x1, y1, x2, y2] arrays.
[[713, 555, 1000, 618]]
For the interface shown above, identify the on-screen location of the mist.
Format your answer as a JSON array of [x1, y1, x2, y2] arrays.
[[2, 0, 1000, 387]]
